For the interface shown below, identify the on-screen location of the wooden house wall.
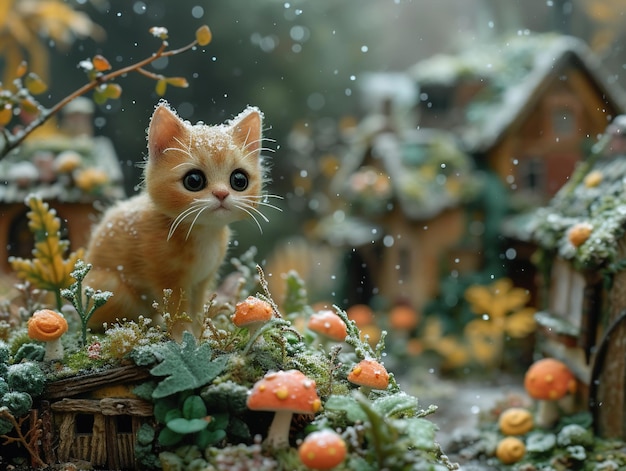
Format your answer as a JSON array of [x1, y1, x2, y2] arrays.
[[487, 67, 619, 202], [593, 237, 626, 438], [48, 397, 152, 470], [371, 207, 470, 309]]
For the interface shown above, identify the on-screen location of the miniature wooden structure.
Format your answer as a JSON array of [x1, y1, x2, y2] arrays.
[[317, 126, 486, 309], [525, 115, 626, 438], [410, 33, 626, 207], [39, 365, 152, 469], [314, 33, 626, 312], [0, 98, 125, 274]]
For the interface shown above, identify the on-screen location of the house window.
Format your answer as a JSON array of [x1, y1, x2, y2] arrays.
[[7, 210, 33, 260], [115, 414, 133, 434], [75, 413, 95, 435], [551, 106, 575, 136], [517, 157, 544, 193]]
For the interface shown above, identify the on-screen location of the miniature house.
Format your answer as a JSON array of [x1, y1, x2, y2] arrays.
[[314, 32, 626, 315], [0, 98, 125, 275], [525, 116, 626, 438], [410, 33, 626, 207], [40, 365, 152, 469], [317, 126, 487, 309]]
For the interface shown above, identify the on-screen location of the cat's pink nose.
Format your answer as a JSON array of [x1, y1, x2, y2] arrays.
[[213, 189, 229, 201]]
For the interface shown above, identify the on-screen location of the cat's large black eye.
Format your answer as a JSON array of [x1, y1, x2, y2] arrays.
[[183, 170, 207, 192], [230, 169, 249, 191]]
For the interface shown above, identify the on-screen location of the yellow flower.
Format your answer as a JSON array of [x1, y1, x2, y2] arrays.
[[74, 167, 109, 192]]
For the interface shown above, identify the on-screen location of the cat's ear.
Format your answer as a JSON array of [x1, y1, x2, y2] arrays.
[[230, 107, 263, 156], [148, 103, 187, 157]]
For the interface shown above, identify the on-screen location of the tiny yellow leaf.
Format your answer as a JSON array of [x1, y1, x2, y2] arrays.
[[0, 105, 12, 126], [155, 79, 167, 96], [92, 54, 112, 72], [105, 83, 122, 99], [93, 88, 107, 105], [25, 73, 48, 95], [166, 77, 189, 88], [16, 61, 28, 78], [20, 98, 39, 115], [195, 25, 212, 46]]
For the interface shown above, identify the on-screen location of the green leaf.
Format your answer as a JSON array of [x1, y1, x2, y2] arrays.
[[136, 423, 156, 446], [164, 409, 182, 423], [401, 418, 437, 451], [227, 416, 251, 441], [182, 395, 207, 419], [371, 392, 419, 418], [196, 428, 226, 448], [166, 417, 209, 434], [150, 332, 228, 399], [153, 395, 178, 423], [324, 395, 367, 423], [209, 412, 229, 431], [158, 426, 183, 446]]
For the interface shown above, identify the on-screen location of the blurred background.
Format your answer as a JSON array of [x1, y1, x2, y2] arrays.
[[4, 0, 626, 297]]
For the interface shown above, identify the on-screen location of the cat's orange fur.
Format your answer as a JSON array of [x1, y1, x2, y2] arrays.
[[84, 101, 265, 340]]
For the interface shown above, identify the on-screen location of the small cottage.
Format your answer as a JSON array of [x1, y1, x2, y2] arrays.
[[40, 365, 152, 469], [316, 126, 487, 309], [0, 98, 125, 275], [314, 33, 626, 313], [525, 115, 626, 438], [410, 32, 626, 207]]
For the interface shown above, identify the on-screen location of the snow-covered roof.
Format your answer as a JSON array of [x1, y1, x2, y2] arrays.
[[528, 148, 626, 268], [371, 129, 482, 220], [0, 134, 125, 204], [410, 33, 626, 154]]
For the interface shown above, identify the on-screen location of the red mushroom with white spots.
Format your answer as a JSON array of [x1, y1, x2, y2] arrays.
[[347, 358, 389, 395], [247, 369, 321, 448], [299, 429, 347, 470]]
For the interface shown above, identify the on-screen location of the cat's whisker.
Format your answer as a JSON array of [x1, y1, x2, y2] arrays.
[[234, 204, 265, 233], [241, 200, 283, 213], [167, 202, 206, 240], [239, 195, 283, 213], [239, 201, 270, 223], [171, 161, 198, 171], [185, 205, 209, 240]]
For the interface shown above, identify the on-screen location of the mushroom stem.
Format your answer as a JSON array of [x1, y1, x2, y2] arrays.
[[535, 400, 559, 429], [265, 409, 293, 448], [44, 338, 64, 361]]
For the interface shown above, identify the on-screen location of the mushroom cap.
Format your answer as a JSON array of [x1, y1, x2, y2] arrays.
[[346, 304, 375, 327], [299, 429, 347, 470], [247, 370, 321, 415], [389, 305, 419, 330], [347, 359, 389, 390], [308, 310, 347, 342], [27, 309, 68, 341], [498, 407, 534, 436], [496, 436, 526, 464], [524, 358, 576, 400], [568, 222, 593, 248], [232, 296, 274, 327]]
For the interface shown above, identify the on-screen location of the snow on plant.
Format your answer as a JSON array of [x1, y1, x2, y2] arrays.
[[61, 260, 113, 346]]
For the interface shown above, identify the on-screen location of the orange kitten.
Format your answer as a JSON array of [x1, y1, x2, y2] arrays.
[[85, 101, 267, 340]]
